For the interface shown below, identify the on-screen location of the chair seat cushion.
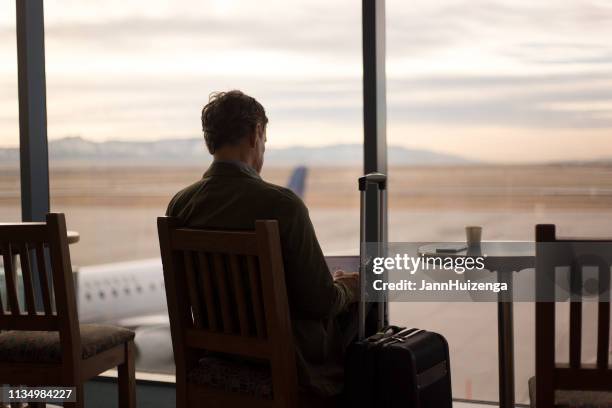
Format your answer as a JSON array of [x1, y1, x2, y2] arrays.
[[529, 376, 612, 407], [187, 356, 273, 399], [0, 324, 135, 363]]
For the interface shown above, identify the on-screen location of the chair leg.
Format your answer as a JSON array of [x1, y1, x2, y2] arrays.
[[176, 382, 187, 408], [118, 340, 136, 408], [64, 383, 84, 408]]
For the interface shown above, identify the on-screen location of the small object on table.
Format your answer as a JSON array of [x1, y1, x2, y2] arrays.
[[465, 226, 482, 247], [435, 244, 468, 253]]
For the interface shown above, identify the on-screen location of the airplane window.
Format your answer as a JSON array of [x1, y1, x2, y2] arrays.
[[124, 287, 131, 295], [135, 286, 143, 293], [98, 291, 105, 300], [85, 293, 92, 301], [149, 283, 156, 291], [111, 289, 119, 297]]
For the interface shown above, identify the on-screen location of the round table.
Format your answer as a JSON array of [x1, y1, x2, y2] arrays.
[[418, 242, 535, 408]]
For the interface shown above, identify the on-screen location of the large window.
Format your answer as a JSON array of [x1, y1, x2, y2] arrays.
[[42, 0, 362, 374], [0, 1, 20, 223], [387, 0, 612, 403]]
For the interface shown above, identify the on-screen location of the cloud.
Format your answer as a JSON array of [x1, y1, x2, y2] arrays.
[[2, 0, 612, 156], [0, 1, 362, 58]]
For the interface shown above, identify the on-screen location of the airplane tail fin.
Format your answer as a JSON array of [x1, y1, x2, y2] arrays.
[[286, 166, 308, 198]]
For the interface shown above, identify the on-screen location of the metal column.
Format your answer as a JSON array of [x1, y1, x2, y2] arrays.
[[362, 0, 387, 179], [16, 0, 50, 223], [362, 0, 388, 332], [362, 0, 387, 243]]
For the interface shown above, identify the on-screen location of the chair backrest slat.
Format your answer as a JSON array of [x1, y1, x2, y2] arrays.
[[246, 255, 266, 338], [569, 261, 582, 368], [228, 254, 249, 336], [211, 253, 235, 334], [197, 252, 218, 331], [2, 243, 21, 315], [35, 242, 54, 315], [0, 268, 3, 315], [183, 251, 203, 328], [569, 301, 582, 368], [597, 300, 610, 369], [18, 243, 38, 315]]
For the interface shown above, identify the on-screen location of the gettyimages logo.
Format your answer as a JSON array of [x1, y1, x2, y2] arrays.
[[371, 254, 486, 275], [362, 241, 612, 302]]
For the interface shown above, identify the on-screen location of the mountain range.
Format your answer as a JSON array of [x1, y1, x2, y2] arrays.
[[0, 136, 472, 166]]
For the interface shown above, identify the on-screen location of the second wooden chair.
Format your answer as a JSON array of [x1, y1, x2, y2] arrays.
[[0, 213, 136, 408]]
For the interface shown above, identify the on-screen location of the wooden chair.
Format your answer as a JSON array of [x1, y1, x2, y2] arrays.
[[0, 213, 136, 408], [531, 224, 612, 407], [158, 217, 337, 408]]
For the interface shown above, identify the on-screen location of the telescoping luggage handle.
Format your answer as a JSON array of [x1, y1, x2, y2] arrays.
[[358, 172, 387, 340]]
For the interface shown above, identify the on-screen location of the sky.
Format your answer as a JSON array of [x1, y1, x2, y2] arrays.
[[1, 0, 612, 162]]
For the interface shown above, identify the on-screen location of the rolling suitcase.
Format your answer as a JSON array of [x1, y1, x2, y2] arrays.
[[344, 173, 452, 408]]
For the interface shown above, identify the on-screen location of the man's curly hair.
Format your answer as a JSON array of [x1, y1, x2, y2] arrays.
[[201, 90, 268, 154]]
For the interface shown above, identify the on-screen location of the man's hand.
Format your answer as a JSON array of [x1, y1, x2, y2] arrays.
[[333, 270, 360, 303]]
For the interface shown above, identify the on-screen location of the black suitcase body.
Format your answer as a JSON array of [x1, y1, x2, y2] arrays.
[[345, 326, 452, 408]]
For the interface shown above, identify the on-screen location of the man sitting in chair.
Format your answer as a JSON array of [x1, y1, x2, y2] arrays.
[[166, 90, 359, 397]]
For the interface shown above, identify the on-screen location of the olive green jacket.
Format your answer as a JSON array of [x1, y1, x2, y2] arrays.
[[166, 161, 357, 396]]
